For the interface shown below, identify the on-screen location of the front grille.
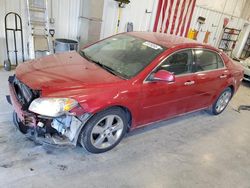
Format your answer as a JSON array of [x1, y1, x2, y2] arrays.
[[13, 76, 40, 109]]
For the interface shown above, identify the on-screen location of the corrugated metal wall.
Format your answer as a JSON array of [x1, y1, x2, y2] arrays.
[[0, 0, 80, 66], [189, 5, 247, 46], [0, 0, 27, 65], [51, 0, 80, 39], [241, 0, 250, 21], [1, 0, 249, 66], [100, 0, 157, 39], [196, 0, 247, 17], [78, 0, 104, 47], [100, 1, 248, 48]]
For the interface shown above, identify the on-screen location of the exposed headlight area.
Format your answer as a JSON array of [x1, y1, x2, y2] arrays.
[[27, 97, 87, 145], [9, 76, 88, 145], [29, 98, 78, 117]]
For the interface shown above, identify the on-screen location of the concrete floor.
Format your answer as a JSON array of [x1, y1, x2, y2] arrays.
[[0, 68, 250, 188]]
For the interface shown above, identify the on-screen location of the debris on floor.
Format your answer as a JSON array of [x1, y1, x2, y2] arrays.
[[237, 105, 250, 112]]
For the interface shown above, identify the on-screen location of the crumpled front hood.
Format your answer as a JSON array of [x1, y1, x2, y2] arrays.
[[16, 52, 122, 90]]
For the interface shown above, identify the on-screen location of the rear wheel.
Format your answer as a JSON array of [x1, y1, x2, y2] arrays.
[[209, 87, 232, 115], [79, 108, 128, 153]]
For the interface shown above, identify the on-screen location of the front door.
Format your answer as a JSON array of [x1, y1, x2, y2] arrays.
[[140, 49, 197, 125]]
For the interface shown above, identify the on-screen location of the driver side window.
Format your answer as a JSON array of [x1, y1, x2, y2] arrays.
[[157, 50, 193, 75]]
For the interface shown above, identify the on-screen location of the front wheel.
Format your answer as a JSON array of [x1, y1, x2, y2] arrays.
[[79, 108, 128, 153], [209, 87, 233, 115]]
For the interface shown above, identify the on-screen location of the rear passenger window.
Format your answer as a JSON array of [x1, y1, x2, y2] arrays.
[[194, 50, 224, 72]]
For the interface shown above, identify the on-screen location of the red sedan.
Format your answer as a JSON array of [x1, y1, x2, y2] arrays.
[[8, 32, 243, 153]]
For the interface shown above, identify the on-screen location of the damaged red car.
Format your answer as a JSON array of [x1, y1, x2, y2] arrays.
[[7, 32, 243, 153]]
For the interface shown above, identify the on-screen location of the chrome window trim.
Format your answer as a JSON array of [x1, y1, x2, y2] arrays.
[[143, 47, 226, 84]]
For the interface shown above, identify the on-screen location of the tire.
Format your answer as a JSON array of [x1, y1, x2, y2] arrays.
[[79, 107, 128, 153], [4, 60, 11, 71], [208, 87, 233, 115]]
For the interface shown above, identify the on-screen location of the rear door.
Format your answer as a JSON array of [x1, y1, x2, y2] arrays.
[[189, 49, 229, 110]]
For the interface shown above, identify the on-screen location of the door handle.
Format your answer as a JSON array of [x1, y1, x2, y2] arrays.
[[219, 75, 227, 79], [184, 80, 195, 86]]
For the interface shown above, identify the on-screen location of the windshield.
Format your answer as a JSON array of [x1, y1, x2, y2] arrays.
[[80, 34, 166, 79]]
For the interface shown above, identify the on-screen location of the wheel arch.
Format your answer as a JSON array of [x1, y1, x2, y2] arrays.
[[76, 105, 133, 147], [210, 84, 235, 107], [228, 84, 235, 96], [82, 104, 133, 131], [95, 105, 133, 131]]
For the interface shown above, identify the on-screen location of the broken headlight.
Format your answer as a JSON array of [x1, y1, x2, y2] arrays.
[[28, 98, 78, 117]]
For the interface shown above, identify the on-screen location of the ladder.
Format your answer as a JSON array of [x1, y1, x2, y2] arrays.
[[26, 0, 50, 59]]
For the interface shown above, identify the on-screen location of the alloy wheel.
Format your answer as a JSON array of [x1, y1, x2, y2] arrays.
[[90, 115, 124, 149], [215, 90, 232, 113]]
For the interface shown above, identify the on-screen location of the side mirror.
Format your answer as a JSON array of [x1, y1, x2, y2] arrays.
[[152, 70, 175, 82]]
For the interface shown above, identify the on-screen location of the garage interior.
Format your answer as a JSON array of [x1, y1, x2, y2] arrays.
[[0, 0, 250, 187]]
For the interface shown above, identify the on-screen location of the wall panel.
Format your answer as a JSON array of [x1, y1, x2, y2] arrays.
[[100, 0, 157, 39], [0, 0, 27, 65], [51, 0, 80, 39], [196, 0, 246, 17], [0, 0, 80, 66], [189, 6, 247, 47]]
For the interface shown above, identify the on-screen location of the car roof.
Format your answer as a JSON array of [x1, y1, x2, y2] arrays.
[[127, 32, 219, 52]]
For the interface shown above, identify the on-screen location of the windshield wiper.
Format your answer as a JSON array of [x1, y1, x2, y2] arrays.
[[80, 51, 92, 61], [91, 60, 120, 76]]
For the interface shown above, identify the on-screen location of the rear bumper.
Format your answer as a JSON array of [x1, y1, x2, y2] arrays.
[[243, 74, 250, 82], [8, 76, 36, 126], [242, 66, 250, 81]]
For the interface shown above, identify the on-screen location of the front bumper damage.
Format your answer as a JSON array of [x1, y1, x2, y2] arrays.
[[7, 75, 92, 147]]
